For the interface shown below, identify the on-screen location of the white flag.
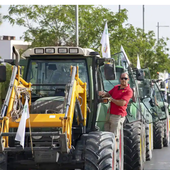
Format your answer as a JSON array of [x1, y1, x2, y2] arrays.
[[100, 22, 111, 58], [15, 96, 30, 148], [120, 45, 131, 65], [137, 54, 141, 69]]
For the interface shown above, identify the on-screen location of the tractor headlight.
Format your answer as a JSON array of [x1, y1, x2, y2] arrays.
[[34, 48, 44, 54], [32, 136, 42, 140], [50, 136, 60, 140]]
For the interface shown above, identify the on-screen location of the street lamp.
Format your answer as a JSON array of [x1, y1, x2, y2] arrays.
[[156, 22, 169, 43], [119, 5, 121, 13], [143, 5, 145, 34], [75, 5, 79, 47]]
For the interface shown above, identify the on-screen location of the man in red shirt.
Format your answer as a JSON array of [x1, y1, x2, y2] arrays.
[[99, 72, 133, 137]]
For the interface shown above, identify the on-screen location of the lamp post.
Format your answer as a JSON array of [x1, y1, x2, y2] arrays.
[[75, 5, 79, 47], [143, 5, 145, 34], [156, 22, 169, 43]]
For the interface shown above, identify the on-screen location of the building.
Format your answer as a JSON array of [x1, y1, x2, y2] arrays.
[[0, 36, 31, 59]]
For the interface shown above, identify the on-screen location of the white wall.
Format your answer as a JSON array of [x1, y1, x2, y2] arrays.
[[0, 40, 12, 59], [0, 40, 31, 60]]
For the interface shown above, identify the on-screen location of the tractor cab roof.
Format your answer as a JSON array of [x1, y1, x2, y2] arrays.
[[22, 46, 101, 58]]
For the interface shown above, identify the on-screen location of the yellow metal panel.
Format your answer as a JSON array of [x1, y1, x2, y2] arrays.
[[9, 114, 65, 128]]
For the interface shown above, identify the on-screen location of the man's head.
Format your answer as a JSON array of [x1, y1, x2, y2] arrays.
[[120, 72, 129, 87]]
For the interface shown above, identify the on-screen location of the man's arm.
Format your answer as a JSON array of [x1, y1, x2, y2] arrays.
[[109, 98, 126, 106]]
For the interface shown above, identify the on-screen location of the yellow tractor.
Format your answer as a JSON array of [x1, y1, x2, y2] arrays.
[[0, 46, 118, 170]]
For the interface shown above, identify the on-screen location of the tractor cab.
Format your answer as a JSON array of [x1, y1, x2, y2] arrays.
[[136, 68, 168, 122], [136, 67, 169, 149]]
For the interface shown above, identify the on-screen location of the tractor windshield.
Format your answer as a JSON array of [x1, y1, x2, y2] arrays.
[[137, 68, 152, 99], [26, 59, 89, 97], [151, 82, 167, 120]]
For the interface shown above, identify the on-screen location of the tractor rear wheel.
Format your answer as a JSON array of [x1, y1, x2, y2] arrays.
[[145, 124, 152, 161], [124, 122, 144, 170], [84, 131, 116, 170], [153, 121, 164, 149], [163, 118, 169, 147]]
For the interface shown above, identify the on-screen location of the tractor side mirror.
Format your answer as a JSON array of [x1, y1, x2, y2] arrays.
[[136, 69, 144, 81], [104, 63, 116, 80], [0, 65, 6, 82], [149, 98, 155, 107], [167, 93, 170, 104], [160, 81, 165, 88], [161, 106, 165, 112]]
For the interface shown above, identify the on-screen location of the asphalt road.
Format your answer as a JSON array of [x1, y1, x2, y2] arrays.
[[144, 144, 170, 170]]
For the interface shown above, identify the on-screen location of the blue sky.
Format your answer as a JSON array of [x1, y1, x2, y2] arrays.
[[1, 5, 170, 50]]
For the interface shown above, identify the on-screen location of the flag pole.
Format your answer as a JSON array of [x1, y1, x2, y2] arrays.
[[100, 45, 102, 57]]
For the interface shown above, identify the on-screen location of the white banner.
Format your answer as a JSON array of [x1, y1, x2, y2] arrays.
[[137, 54, 141, 69], [120, 45, 131, 65], [15, 96, 30, 148]]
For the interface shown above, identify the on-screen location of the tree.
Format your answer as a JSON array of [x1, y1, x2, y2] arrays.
[[114, 26, 170, 78], [3, 5, 170, 78], [3, 5, 128, 49]]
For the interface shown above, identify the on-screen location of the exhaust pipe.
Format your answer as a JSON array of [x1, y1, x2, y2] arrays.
[[12, 46, 20, 66]]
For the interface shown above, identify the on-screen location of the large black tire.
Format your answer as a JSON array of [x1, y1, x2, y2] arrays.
[[0, 153, 7, 170], [84, 131, 116, 170], [163, 118, 169, 147], [145, 124, 152, 161], [124, 122, 144, 170], [153, 121, 164, 149], [116, 126, 124, 170]]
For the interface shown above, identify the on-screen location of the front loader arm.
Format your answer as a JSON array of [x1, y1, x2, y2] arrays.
[[0, 65, 32, 149], [0, 65, 87, 153], [61, 66, 87, 149]]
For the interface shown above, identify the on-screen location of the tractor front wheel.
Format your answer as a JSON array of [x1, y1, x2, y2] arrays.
[[0, 153, 7, 170], [84, 131, 117, 170], [153, 121, 164, 149]]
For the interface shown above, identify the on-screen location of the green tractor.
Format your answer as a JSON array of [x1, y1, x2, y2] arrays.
[[155, 78, 170, 147], [136, 68, 169, 152], [156, 72, 170, 132], [97, 51, 147, 170]]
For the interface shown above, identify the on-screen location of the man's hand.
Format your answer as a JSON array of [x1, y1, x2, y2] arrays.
[[98, 91, 110, 98], [98, 91, 105, 97]]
